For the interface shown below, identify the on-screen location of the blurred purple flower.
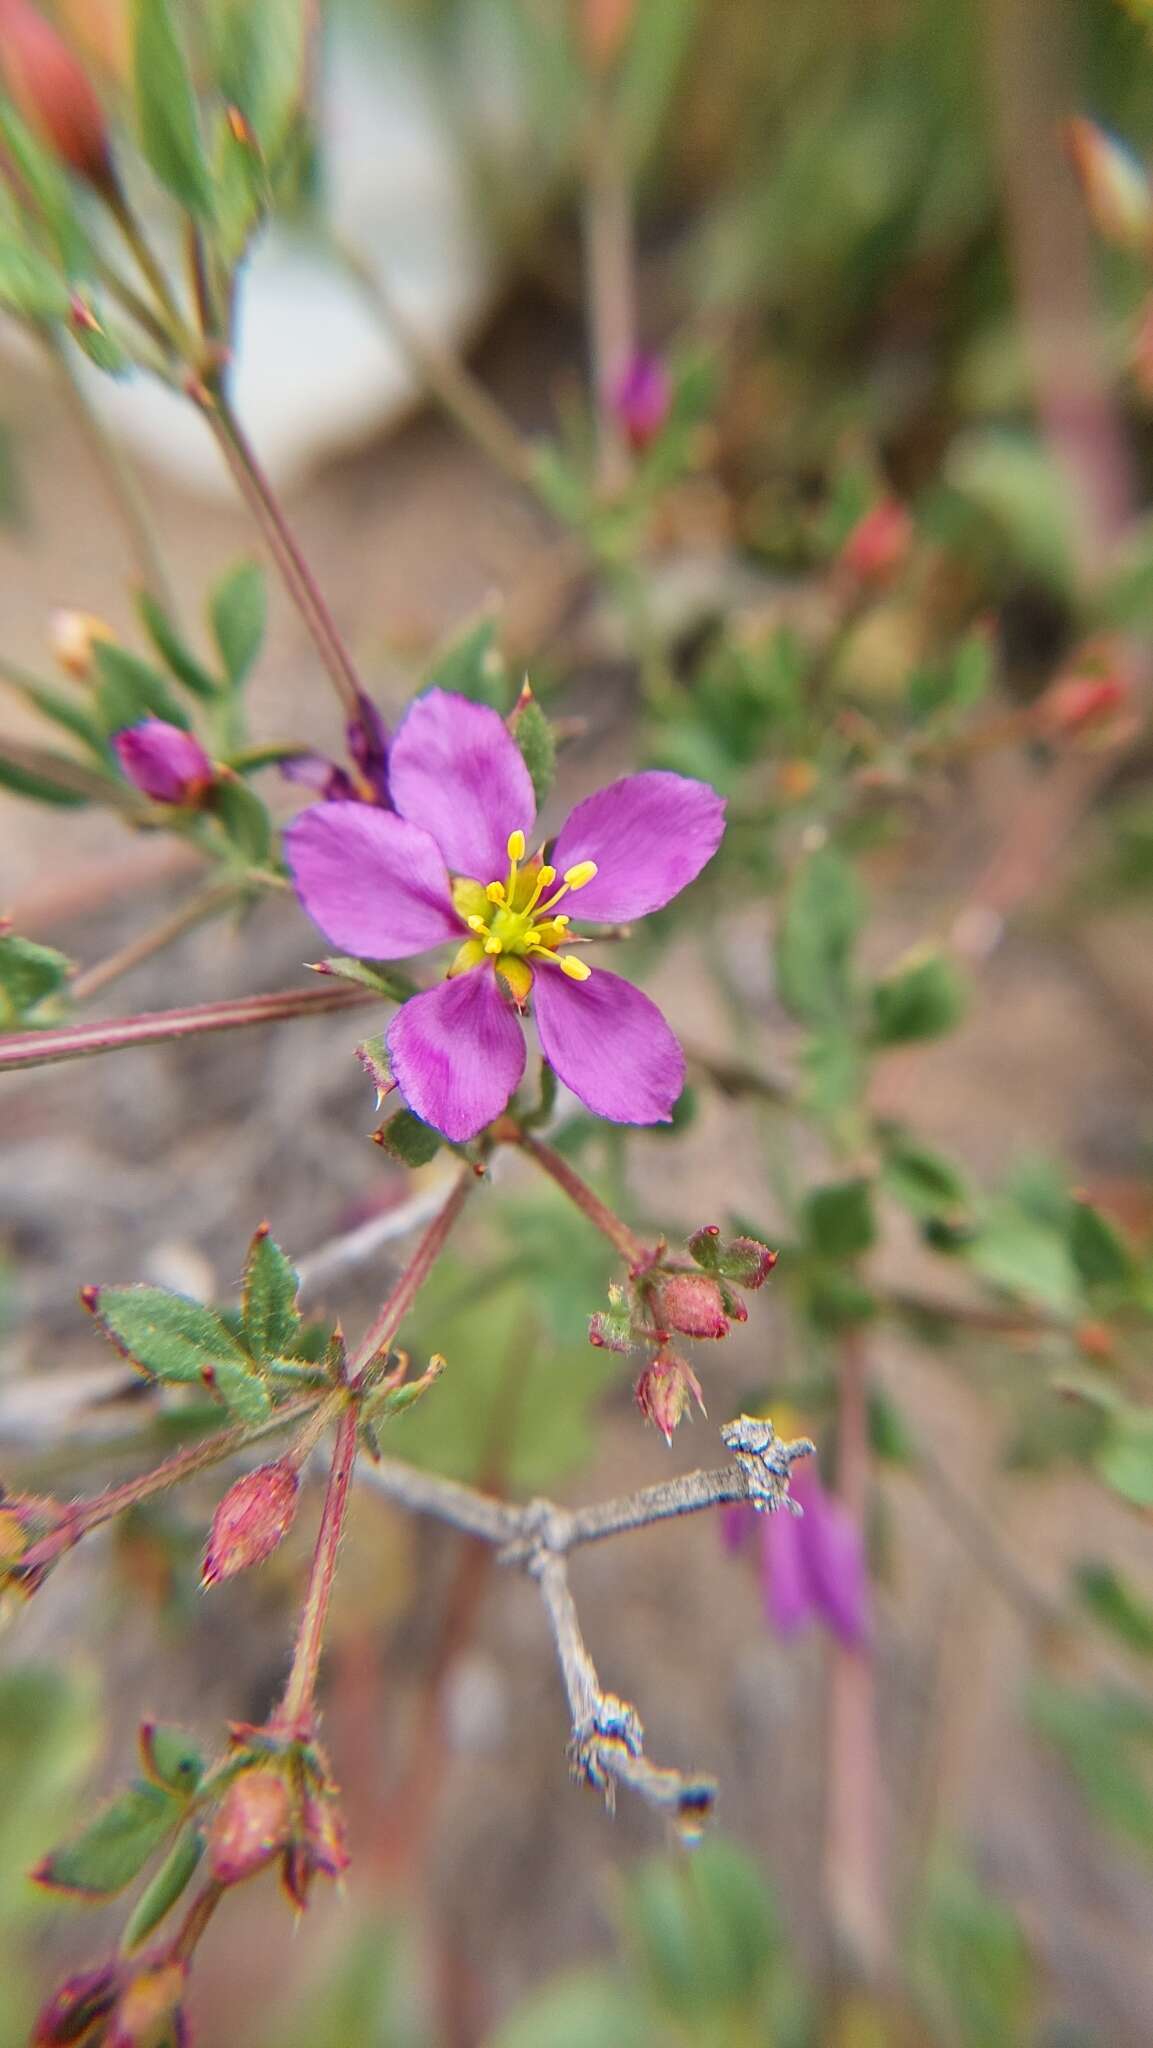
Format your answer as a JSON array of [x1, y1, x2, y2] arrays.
[[282, 690, 391, 805], [286, 688, 724, 1142], [611, 353, 672, 453], [113, 720, 212, 805], [723, 1459, 870, 1648]]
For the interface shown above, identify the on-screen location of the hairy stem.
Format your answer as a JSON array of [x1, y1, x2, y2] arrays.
[[0, 982, 375, 1074], [514, 1131, 643, 1264], [274, 1402, 360, 1735], [72, 1398, 321, 1538], [197, 387, 363, 718]]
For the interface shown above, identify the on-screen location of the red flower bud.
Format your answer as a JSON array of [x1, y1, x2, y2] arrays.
[[208, 1767, 292, 1886], [653, 1271, 729, 1340], [1036, 666, 1130, 739], [202, 1461, 299, 1588], [106, 1961, 187, 2048], [113, 720, 214, 806], [281, 1785, 350, 1908], [0, 0, 114, 190], [840, 498, 913, 587], [33, 1963, 120, 2045], [634, 1349, 705, 1446], [723, 1238, 779, 1290], [610, 353, 672, 453]]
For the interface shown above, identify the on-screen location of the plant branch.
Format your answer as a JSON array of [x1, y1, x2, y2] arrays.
[[274, 1402, 360, 1735], [513, 1130, 644, 1263], [348, 1167, 477, 1376], [43, 334, 178, 615], [70, 881, 243, 1003], [73, 1397, 321, 1536], [0, 982, 375, 1074], [196, 386, 363, 719]]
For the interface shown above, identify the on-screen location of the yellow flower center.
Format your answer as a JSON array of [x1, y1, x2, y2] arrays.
[[448, 831, 597, 1000]]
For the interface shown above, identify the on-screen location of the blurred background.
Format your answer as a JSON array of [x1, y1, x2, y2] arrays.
[[3, 0, 1153, 2042]]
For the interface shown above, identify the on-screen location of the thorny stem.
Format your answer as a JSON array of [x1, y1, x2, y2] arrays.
[[42, 335, 179, 615], [69, 881, 243, 1003], [0, 982, 375, 1074], [274, 1402, 360, 1735], [348, 1168, 477, 1377], [515, 1130, 644, 1264], [197, 386, 363, 719]]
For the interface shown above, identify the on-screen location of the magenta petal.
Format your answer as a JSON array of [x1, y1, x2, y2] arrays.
[[387, 969, 526, 1142], [387, 688, 536, 881], [113, 719, 212, 804], [720, 1503, 754, 1556], [285, 802, 460, 958], [801, 1474, 871, 1649], [551, 772, 725, 922], [760, 1504, 814, 1637], [533, 965, 684, 1124]]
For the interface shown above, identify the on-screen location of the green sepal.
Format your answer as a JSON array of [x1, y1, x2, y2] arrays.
[[132, 0, 215, 218], [32, 1779, 181, 1898], [87, 1284, 252, 1385], [376, 1108, 441, 1167], [122, 1827, 205, 1950]]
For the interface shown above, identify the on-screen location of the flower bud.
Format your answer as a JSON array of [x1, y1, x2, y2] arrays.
[[610, 352, 672, 454], [1036, 664, 1130, 739], [113, 720, 214, 806], [720, 1237, 779, 1290], [634, 1349, 705, 1446], [202, 1461, 300, 1588], [106, 1961, 187, 2048], [33, 1962, 120, 2045], [839, 498, 913, 587], [281, 1785, 350, 1908], [0, 0, 114, 191], [1066, 117, 1153, 252], [208, 1767, 292, 1886], [49, 608, 114, 680], [588, 1283, 632, 1353], [653, 1271, 730, 1340]]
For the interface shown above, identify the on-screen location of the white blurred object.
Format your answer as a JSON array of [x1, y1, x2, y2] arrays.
[[82, 13, 514, 496]]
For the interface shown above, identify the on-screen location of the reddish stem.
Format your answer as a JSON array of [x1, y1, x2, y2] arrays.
[[0, 982, 374, 1074], [72, 1397, 322, 1537], [273, 1402, 360, 1736], [515, 1131, 643, 1264], [349, 1168, 476, 1376]]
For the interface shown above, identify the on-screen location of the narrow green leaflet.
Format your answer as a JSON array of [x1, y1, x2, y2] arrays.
[[33, 1780, 181, 1898], [95, 642, 192, 735], [215, 0, 306, 158], [122, 1828, 204, 1950], [138, 592, 220, 699], [1096, 1410, 1153, 1508], [377, 1107, 442, 1167], [0, 932, 71, 1028], [210, 778, 273, 864], [88, 1285, 252, 1385], [210, 560, 267, 684], [1075, 1562, 1153, 1656], [511, 693, 556, 806], [132, 0, 215, 218], [870, 951, 966, 1046], [208, 1356, 273, 1425], [242, 1226, 303, 1362], [803, 1178, 876, 1259], [0, 240, 70, 323], [139, 1723, 205, 1796], [775, 846, 863, 1029]]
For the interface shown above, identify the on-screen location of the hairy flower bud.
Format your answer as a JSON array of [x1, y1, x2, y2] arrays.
[[634, 1349, 705, 1446], [281, 1785, 350, 1908], [653, 1271, 730, 1340], [202, 1461, 300, 1588], [0, 0, 114, 190], [610, 353, 672, 454], [1066, 116, 1153, 252], [33, 1963, 120, 2045], [721, 1237, 779, 1290], [50, 608, 114, 680], [208, 1767, 292, 1886], [840, 498, 913, 587], [113, 721, 214, 806], [106, 1961, 187, 2048]]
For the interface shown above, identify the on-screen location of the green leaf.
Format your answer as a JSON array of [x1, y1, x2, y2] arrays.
[[878, 1126, 970, 1224], [0, 660, 108, 754], [122, 1827, 204, 1950], [0, 932, 71, 1028], [95, 642, 192, 734], [34, 1780, 180, 1898], [490, 1972, 652, 2048], [914, 1861, 1033, 2048], [775, 846, 863, 1029], [0, 746, 93, 807], [132, 0, 214, 217], [426, 616, 508, 709], [89, 1285, 252, 1385], [964, 1202, 1079, 1316], [1097, 1410, 1153, 1508], [1075, 1562, 1153, 1656], [511, 692, 556, 806], [0, 238, 70, 323], [907, 631, 992, 724], [138, 1723, 204, 1796], [70, 306, 132, 377], [138, 592, 219, 698], [376, 1107, 441, 1167], [803, 1177, 876, 1259], [1069, 1202, 1135, 1296], [209, 777, 273, 864], [869, 1389, 916, 1462], [0, 106, 90, 274], [210, 560, 266, 684], [1030, 1679, 1153, 1854], [207, 1355, 272, 1425], [214, 0, 306, 158], [870, 950, 966, 1046], [242, 1226, 302, 1363], [805, 1267, 878, 1331], [314, 956, 413, 999]]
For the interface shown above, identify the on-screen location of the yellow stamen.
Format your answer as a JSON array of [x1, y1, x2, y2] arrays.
[[483, 935, 502, 955], [466, 915, 488, 935], [506, 830, 526, 862], [485, 880, 506, 904], [560, 955, 592, 980], [563, 860, 597, 891]]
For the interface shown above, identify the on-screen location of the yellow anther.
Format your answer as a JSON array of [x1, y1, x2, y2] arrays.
[[536, 863, 556, 891], [552, 913, 570, 928], [560, 955, 592, 981], [485, 881, 506, 904], [562, 860, 598, 892], [484, 935, 503, 955], [506, 829, 526, 862], [467, 915, 488, 935]]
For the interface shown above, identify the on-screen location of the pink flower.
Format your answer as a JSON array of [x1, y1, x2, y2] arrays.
[[610, 353, 672, 452], [113, 720, 213, 805], [286, 689, 725, 1142], [282, 690, 390, 805], [723, 1461, 870, 1648]]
